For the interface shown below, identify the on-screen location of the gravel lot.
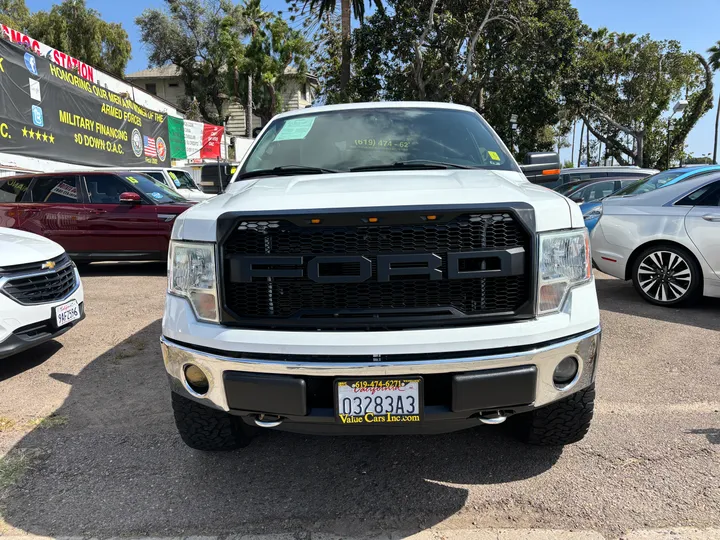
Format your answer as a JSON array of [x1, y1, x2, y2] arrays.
[[0, 265, 718, 538]]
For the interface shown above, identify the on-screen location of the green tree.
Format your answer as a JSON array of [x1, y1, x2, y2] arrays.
[[290, 0, 384, 97], [301, 9, 343, 103], [566, 31, 713, 168], [137, 0, 245, 124], [225, 0, 311, 125], [350, 0, 582, 157], [0, 0, 30, 28], [24, 0, 131, 77], [708, 40, 720, 164]]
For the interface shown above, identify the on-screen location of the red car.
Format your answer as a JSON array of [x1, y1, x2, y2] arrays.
[[0, 171, 193, 262]]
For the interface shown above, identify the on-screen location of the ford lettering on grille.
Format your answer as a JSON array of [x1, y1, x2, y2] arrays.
[[230, 249, 525, 284], [219, 210, 534, 330]]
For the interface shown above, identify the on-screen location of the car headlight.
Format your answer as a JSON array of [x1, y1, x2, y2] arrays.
[[168, 241, 219, 323], [583, 205, 603, 221], [537, 229, 592, 315]]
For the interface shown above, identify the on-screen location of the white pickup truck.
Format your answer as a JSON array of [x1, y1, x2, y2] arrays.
[[161, 102, 600, 451]]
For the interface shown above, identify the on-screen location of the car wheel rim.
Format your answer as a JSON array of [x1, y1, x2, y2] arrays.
[[637, 250, 692, 303]]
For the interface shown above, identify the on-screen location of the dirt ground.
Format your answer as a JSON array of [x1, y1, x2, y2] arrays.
[[0, 265, 718, 538]]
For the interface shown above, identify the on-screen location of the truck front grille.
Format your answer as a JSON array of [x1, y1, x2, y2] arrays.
[[220, 208, 534, 330]]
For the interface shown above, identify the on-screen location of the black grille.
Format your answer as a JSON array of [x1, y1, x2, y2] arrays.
[[221, 210, 533, 330], [1, 260, 77, 305]]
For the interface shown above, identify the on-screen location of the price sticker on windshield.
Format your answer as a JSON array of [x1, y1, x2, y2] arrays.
[[125, 176, 139, 184], [274, 117, 316, 141], [488, 151, 501, 161]]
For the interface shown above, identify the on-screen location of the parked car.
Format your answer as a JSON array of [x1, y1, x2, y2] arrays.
[[581, 166, 720, 231], [0, 171, 193, 262], [556, 172, 654, 197], [100, 168, 212, 203], [0, 227, 84, 359], [161, 101, 600, 451], [566, 177, 641, 204], [592, 173, 720, 306], [194, 162, 240, 194], [556, 166, 658, 189]]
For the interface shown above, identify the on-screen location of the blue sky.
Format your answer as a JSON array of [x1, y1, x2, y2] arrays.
[[24, 0, 720, 160]]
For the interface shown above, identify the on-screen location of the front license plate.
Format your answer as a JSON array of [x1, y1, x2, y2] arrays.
[[54, 300, 80, 328], [336, 378, 422, 424]]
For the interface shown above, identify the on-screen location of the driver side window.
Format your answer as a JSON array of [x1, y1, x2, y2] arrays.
[[85, 174, 139, 204]]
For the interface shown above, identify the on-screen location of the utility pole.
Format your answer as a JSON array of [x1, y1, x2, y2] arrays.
[[571, 121, 576, 166], [246, 75, 253, 138], [586, 121, 590, 166]]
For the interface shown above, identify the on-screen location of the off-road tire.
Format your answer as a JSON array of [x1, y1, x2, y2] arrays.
[[171, 392, 253, 451], [514, 384, 595, 446]]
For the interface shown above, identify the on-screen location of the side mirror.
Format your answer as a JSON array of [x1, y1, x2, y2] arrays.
[[119, 192, 141, 204], [520, 152, 561, 185]]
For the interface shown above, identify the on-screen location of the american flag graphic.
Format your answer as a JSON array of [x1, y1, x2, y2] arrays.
[[144, 136, 157, 158]]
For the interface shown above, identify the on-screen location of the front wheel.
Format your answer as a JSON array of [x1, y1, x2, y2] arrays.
[[171, 392, 253, 451], [513, 384, 595, 446], [631, 245, 701, 306]]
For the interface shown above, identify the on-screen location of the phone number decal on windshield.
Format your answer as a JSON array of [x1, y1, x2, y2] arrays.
[[354, 139, 409, 148]]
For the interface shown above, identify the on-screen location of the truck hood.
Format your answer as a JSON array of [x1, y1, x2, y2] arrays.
[[0, 227, 64, 267], [174, 169, 582, 241]]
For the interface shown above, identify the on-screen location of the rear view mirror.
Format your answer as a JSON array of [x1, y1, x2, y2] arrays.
[[520, 152, 561, 185], [119, 192, 141, 204]]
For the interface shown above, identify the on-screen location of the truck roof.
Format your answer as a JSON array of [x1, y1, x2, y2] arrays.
[[272, 101, 478, 121]]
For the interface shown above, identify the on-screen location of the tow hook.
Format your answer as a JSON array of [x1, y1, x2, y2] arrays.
[[254, 415, 284, 428]]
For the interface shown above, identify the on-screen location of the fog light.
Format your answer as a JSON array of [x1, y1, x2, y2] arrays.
[[553, 356, 578, 387], [184, 364, 209, 395]]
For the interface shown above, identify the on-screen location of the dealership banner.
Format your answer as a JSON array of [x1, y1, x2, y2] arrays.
[[167, 117, 224, 160], [0, 39, 169, 167], [1, 24, 97, 83]]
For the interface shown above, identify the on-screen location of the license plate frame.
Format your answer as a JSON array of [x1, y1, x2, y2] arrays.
[[334, 377, 424, 425], [52, 299, 81, 328]]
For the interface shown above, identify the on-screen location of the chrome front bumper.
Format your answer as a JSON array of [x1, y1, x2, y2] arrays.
[[161, 326, 601, 414]]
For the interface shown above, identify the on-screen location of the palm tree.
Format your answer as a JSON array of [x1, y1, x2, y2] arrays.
[[298, 0, 384, 96], [708, 41, 720, 164]]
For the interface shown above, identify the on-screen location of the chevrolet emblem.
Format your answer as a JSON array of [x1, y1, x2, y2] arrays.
[[41, 260, 56, 270]]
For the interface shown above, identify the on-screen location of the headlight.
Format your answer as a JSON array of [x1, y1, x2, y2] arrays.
[[583, 205, 603, 221], [168, 241, 219, 323], [537, 229, 592, 315]]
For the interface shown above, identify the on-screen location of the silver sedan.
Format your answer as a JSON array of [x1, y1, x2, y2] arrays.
[[591, 172, 720, 306]]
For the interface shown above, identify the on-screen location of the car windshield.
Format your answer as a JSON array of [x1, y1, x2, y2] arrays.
[[123, 173, 187, 203], [556, 182, 587, 196], [168, 170, 198, 190], [612, 170, 686, 197], [240, 108, 518, 175]]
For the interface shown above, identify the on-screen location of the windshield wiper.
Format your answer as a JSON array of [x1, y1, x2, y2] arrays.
[[239, 165, 339, 180], [350, 160, 471, 172]]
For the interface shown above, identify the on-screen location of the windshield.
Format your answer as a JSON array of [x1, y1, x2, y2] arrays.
[[124, 173, 187, 203], [168, 170, 198, 190], [556, 182, 587, 196], [240, 108, 518, 175], [612, 170, 686, 197]]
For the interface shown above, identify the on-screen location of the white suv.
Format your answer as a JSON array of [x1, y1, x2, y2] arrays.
[[0, 228, 84, 359], [161, 102, 600, 451]]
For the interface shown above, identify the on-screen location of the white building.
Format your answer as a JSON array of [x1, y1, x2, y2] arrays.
[[125, 65, 317, 136]]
